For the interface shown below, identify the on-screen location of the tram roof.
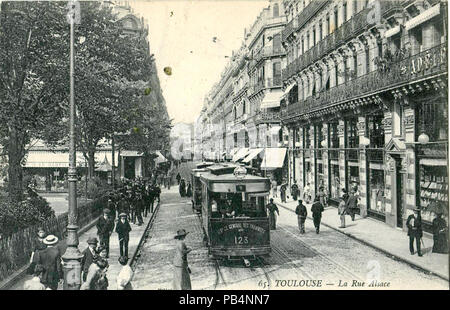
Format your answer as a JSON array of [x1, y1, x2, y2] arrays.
[[200, 172, 269, 182]]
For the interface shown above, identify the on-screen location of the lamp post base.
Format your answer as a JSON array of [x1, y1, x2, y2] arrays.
[[62, 246, 83, 290]]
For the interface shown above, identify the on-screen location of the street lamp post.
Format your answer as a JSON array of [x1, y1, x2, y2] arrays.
[[61, 3, 83, 290]]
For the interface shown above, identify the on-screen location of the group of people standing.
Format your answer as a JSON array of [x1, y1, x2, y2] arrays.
[[178, 174, 192, 198]]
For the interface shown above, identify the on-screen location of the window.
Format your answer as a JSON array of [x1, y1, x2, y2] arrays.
[[304, 126, 311, 148], [343, 2, 347, 22], [273, 33, 281, 52], [306, 32, 310, 50], [312, 28, 316, 46], [273, 3, 279, 17], [325, 14, 330, 36], [273, 62, 281, 85], [346, 118, 359, 148], [301, 36, 305, 54], [319, 20, 323, 41], [334, 7, 339, 28], [368, 114, 384, 148]]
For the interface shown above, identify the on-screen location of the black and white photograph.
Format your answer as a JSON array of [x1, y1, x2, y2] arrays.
[[0, 0, 448, 296]]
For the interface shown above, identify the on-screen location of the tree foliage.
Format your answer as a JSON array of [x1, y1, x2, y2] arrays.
[[0, 1, 171, 202]]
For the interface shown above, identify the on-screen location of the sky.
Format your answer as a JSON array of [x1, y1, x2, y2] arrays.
[[129, 0, 269, 124]]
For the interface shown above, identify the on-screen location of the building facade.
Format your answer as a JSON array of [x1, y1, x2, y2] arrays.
[[198, 0, 289, 183], [281, 0, 447, 232]]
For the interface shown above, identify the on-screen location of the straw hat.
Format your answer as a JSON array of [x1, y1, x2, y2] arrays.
[[43, 235, 58, 245], [174, 229, 189, 239]]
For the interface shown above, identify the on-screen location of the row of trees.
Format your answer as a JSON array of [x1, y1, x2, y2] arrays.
[[0, 1, 171, 203]]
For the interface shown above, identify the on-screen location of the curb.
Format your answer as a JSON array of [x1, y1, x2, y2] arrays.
[[0, 216, 100, 291], [129, 201, 161, 269], [276, 202, 449, 282]]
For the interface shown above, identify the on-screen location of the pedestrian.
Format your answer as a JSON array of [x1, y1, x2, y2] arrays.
[[116, 213, 132, 258], [406, 208, 423, 256], [271, 179, 278, 198], [173, 229, 192, 290], [135, 191, 144, 226], [107, 198, 117, 222], [28, 227, 47, 275], [96, 208, 115, 258], [81, 237, 99, 282], [176, 172, 181, 185], [179, 179, 186, 197], [338, 195, 347, 228], [266, 198, 280, 230], [303, 183, 311, 203], [317, 186, 326, 207], [117, 256, 134, 290], [311, 196, 324, 234], [155, 184, 161, 204], [36, 235, 63, 290], [280, 184, 287, 203], [23, 264, 46, 290], [432, 212, 448, 254], [295, 199, 307, 234], [186, 181, 192, 198], [118, 193, 130, 218], [346, 189, 359, 221], [80, 258, 109, 290], [291, 181, 299, 201]]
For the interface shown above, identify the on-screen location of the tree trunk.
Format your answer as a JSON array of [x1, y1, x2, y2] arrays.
[[87, 149, 96, 180], [8, 126, 24, 202]]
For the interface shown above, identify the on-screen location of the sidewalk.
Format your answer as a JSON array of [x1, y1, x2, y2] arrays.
[[7, 199, 159, 290], [272, 194, 449, 281]]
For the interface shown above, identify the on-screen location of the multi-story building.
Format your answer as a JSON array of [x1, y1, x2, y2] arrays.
[[198, 0, 289, 183], [281, 0, 447, 232]]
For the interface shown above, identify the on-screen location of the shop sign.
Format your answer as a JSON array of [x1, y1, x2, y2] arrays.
[[400, 45, 447, 76]]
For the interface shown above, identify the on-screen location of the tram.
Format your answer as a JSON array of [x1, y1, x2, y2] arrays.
[[191, 162, 215, 212], [199, 164, 271, 265]]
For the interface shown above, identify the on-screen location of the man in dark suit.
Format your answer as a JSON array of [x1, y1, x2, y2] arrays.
[[96, 209, 115, 258], [311, 196, 324, 234], [81, 237, 99, 282], [36, 235, 63, 290], [346, 190, 358, 221], [406, 208, 423, 257]]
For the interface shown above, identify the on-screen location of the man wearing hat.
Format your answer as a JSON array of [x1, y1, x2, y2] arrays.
[[96, 208, 115, 258], [35, 235, 63, 290], [81, 237, 99, 282], [406, 208, 423, 256], [173, 229, 192, 290], [115, 213, 132, 258]]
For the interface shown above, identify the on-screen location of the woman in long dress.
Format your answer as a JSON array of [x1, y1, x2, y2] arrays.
[[432, 213, 448, 253], [173, 229, 192, 290], [179, 179, 186, 197]]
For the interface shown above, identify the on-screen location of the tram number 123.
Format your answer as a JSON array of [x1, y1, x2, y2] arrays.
[[234, 236, 249, 245]]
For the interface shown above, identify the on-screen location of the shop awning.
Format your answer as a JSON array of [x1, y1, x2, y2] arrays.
[[121, 150, 144, 157], [260, 148, 287, 170], [283, 83, 295, 96], [260, 91, 282, 109], [242, 148, 264, 163], [232, 148, 249, 162], [24, 150, 119, 168], [405, 3, 440, 31], [154, 151, 167, 164], [419, 158, 447, 166]]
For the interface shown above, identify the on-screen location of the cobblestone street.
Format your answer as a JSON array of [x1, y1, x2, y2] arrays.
[[131, 185, 448, 290]]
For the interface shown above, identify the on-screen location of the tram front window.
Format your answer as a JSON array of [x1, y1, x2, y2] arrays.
[[210, 193, 267, 219]]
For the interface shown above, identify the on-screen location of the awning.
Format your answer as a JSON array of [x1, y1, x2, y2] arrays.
[[283, 83, 295, 96], [232, 148, 249, 162], [260, 148, 287, 170], [405, 3, 440, 31], [24, 150, 119, 168], [385, 25, 400, 38], [154, 151, 167, 164], [260, 91, 282, 109], [419, 158, 447, 166], [95, 156, 112, 172], [121, 150, 143, 157], [242, 148, 264, 163]]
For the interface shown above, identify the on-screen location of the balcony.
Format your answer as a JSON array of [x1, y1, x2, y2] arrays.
[[283, 43, 447, 119], [254, 111, 280, 125], [283, 1, 408, 82], [254, 45, 286, 63], [250, 77, 282, 96]]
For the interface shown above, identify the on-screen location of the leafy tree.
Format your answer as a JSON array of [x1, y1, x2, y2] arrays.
[[0, 1, 69, 202]]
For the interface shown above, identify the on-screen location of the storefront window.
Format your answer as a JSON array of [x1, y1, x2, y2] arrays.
[[346, 118, 359, 148], [419, 165, 449, 226], [368, 169, 385, 215], [368, 114, 384, 148], [348, 166, 359, 189], [417, 99, 448, 142], [304, 125, 311, 148]]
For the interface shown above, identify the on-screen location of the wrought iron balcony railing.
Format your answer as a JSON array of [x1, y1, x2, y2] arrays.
[[329, 149, 339, 160], [283, 43, 447, 119], [345, 148, 360, 161]]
